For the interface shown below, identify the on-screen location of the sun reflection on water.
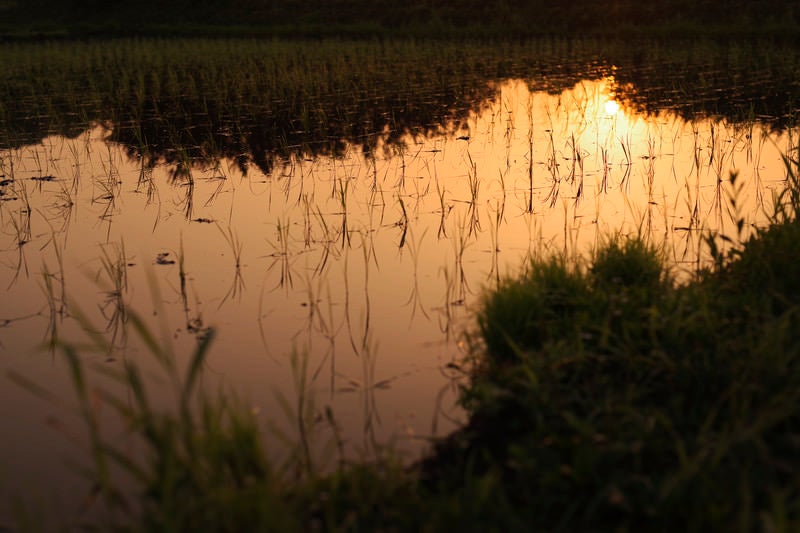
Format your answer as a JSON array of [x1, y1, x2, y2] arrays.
[[0, 75, 793, 520], [604, 99, 620, 116]]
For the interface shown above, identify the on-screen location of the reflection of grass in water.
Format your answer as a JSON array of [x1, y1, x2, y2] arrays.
[[5, 180, 31, 288], [216, 224, 245, 308], [264, 217, 294, 291], [39, 234, 67, 355], [25, 151, 800, 530], [401, 227, 430, 324], [94, 240, 129, 360]]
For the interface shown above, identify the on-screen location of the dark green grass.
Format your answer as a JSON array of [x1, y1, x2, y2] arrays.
[[421, 162, 800, 531]]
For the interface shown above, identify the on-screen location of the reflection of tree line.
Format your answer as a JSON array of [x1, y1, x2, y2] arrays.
[[1, 40, 798, 172]]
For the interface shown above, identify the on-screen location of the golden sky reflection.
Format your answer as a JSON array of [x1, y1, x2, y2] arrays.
[[0, 77, 793, 517]]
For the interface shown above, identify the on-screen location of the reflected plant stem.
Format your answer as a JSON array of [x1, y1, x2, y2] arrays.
[[395, 145, 407, 191], [753, 128, 767, 208], [265, 216, 294, 291], [466, 151, 481, 237], [526, 95, 535, 213], [311, 205, 337, 279], [49, 234, 67, 318], [91, 162, 118, 243], [436, 265, 466, 342], [600, 148, 610, 194], [436, 179, 450, 239], [359, 234, 371, 354], [619, 133, 632, 190], [401, 228, 430, 325], [322, 285, 339, 399], [487, 200, 503, 284], [66, 138, 82, 195], [301, 193, 313, 248], [450, 212, 472, 306], [174, 236, 209, 341], [203, 164, 229, 209], [49, 180, 76, 233], [356, 335, 382, 458], [573, 136, 584, 207], [216, 224, 245, 308], [256, 279, 277, 363], [40, 262, 63, 357], [298, 273, 331, 382], [336, 177, 350, 250], [545, 128, 561, 208], [183, 176, 195, 221], [291, 351, 314, 476], [397, 197, 408, 249], [98, 240, 129, 360], [7, 197, 32, 289], [342, 235, 372, 358]]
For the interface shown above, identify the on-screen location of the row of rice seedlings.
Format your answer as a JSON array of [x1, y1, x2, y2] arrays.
[[0, 38, 512, 160], [8, 37, 796, 177]]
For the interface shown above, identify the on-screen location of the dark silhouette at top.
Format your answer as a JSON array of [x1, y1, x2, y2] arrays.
[[2, 0, 798, 38]]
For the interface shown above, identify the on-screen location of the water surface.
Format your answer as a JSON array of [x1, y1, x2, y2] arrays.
[[0, 40, 798, 524]]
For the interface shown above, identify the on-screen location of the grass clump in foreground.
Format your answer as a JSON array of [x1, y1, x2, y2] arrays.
[[54, 159, 800, 531], [424, 166, 800, 530]]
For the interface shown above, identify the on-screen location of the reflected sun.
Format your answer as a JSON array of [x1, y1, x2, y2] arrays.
[[604, 99, 620, 116]]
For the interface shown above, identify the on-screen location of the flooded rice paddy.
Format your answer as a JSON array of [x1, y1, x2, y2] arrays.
[[0, 38, 799, 521]]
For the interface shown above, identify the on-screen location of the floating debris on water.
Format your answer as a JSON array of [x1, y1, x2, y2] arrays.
[[156, 252, 176, 265]]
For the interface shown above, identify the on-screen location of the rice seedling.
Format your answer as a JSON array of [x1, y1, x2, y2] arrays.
[[134, 150, 158, 208]]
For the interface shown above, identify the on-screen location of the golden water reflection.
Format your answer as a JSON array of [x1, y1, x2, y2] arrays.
[[0, 77, 794, 520]]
